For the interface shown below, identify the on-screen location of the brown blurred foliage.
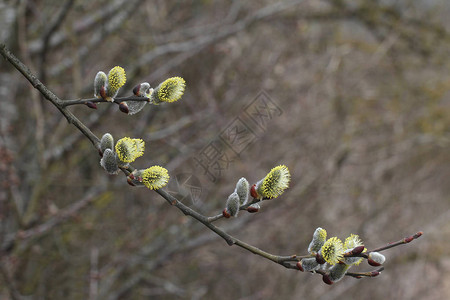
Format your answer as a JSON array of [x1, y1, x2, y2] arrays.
[[1, 0, 449, 299]]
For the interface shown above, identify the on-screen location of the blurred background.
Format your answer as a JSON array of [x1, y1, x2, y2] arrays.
[[1, 0, 449, 299]]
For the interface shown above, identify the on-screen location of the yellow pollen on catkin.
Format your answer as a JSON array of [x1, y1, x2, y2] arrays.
[[115, 137, 145, 163], [142, 166, 170, 190], [261, 165, 291, 198], [157, 77, 185, 103], [108, 66, 126, 90], [321, 237, 344, 265]]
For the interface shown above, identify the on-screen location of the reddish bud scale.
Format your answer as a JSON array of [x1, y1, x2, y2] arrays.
[[316, 253, 326, 264], [368, 258, 381, 267], [133, 84, 140, 96], [128, 173, 135, 180], [86, 101, 97, 109], [98, 149, 103, 157], [247, 206, 259, 213], [119, 102, 129, 114], [371, 271, 380, 277], [322, 274, 333, 285], [127, 178, 135, 186], [296, 261, 304, 272], [250, 184, 259, 198], [416, 231, 423, 238], [99, 86, 107, 99], [351, 245, 365, 255], [404, 236, 414, 243], [222, 209, 231, 218]]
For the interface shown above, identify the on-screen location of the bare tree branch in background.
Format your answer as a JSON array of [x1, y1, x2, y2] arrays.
[[39, 0, 75, 83]]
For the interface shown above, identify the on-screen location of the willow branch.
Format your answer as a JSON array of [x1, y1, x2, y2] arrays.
[[0, 44, 100, 149], [155, 189, 295, 265], [370, 231, 423, 253], [61, 95, 150, 107], [346, 267, 384, 278], [1, 42, 422, 282]]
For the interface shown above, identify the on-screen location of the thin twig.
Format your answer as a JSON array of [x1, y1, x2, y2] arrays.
[[207, 197, 265, 223], [61, 95, 150, 107], [370, 231, 423, 253], [346, 267, 384, 278], [206, 214, 223, 223], [156, 189, 235, 245]]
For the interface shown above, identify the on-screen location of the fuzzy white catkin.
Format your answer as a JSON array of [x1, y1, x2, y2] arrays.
[[308, 227, 327, 254], [100, 133, 114, 153], [368, 252, 385, 265], [235, 177, 249, 205], [329, 263, 350, 282], [226, 192, 240, 217], [100, 149, 119, 174], [301, 258, 319, 271], [94, 71, 107, 98]]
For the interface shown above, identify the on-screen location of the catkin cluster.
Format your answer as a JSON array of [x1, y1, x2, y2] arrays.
[[93, 66, 185, 115], [299, 227, 386, 285], [99, 133, 169, 190], [223, 165, 291, 217]]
